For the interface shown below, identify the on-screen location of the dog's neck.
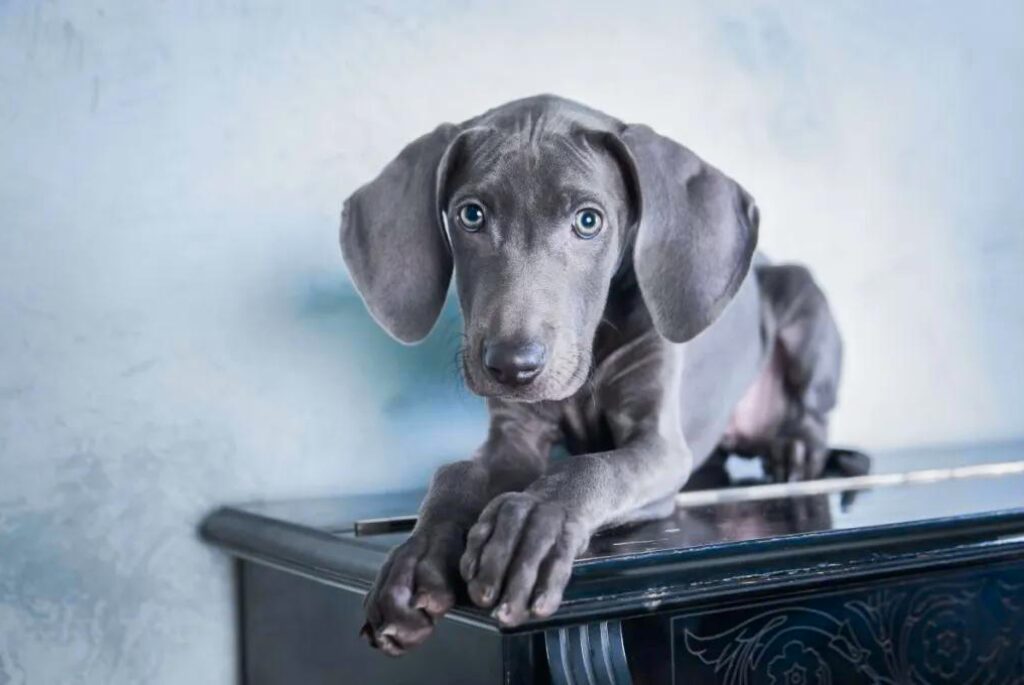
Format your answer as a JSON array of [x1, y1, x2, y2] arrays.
[[594, 248, 656, 362]]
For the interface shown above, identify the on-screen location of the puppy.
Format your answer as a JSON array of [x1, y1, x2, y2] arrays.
[[340, 95, 845, 655]]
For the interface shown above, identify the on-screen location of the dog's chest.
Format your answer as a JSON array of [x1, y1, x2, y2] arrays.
[[557, 295, 659, 455], [557, 329, 653, 456], [558, 397, 616, 455]]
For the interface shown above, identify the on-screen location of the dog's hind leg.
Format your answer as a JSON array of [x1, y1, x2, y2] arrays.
[[736, 263, 844, 482]]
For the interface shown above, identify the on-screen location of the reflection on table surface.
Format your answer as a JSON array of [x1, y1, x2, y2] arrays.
[[583, 441, 1024, 559], [234, 440, 1024, 559]]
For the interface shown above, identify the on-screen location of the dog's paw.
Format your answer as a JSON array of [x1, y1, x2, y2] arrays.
[[361, 524, 463, 656], [459, 492, 589, 627], [764, 437, 829, 482]]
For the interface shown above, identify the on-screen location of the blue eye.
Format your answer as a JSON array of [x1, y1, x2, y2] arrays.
[[572, 208, 603, 239], [457, 203, 485, 231]]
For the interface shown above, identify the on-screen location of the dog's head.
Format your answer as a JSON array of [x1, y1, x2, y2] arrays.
[[340, 95, 758, 402]]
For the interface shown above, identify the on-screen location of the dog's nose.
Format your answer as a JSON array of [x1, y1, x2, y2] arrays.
[[482, 340, 547, 386]]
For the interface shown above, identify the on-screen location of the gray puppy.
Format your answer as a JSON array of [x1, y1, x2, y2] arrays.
[[340, 95, 844, 655]]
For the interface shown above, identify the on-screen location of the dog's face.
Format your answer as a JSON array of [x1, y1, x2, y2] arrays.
[[340, 96, 759, 403], [442, 130, 633, 401]]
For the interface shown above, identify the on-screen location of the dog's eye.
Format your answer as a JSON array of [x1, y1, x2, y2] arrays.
[[457, 203, 485, 231], [572, 209, 603, 239]]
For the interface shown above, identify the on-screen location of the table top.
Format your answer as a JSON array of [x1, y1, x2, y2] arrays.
[[203, 441, 1024, 631]]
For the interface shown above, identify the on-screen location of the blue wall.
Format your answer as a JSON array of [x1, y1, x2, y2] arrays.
[[0, 1, 1022, 682]]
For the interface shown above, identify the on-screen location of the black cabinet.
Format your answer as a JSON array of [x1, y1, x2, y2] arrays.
[[203, 445, 1024, 684]]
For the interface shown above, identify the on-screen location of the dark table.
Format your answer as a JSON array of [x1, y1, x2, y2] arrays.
[[203, 443, 1024, 684]]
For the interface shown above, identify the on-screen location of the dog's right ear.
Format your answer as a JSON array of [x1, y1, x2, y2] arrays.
[[340, 123, 460, 344]]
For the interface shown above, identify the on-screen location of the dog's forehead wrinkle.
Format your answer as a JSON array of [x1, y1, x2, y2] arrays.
[[507, 107, 573, 145], [515, 167, 610, 224]]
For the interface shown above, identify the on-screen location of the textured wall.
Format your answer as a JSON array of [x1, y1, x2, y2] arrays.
[[0, 1, 1022, 682]]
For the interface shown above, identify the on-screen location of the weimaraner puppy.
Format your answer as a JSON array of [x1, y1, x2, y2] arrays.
[[340, 95, 845, 655]]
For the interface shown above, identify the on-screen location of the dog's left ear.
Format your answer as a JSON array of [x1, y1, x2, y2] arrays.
[[616, 124, 759, 343]]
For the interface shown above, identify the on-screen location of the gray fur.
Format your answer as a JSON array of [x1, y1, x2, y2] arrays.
[[340, 95, 846, 655]]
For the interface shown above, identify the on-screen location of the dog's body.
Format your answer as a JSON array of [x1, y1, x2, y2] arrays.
[[340, 95, 843, 654]]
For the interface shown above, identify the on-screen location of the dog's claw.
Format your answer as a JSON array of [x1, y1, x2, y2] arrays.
[[361, 529, 463, 655], [378, 633, 404, 657]]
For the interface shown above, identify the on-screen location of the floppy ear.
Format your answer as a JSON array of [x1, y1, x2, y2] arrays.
[[340, 123, 460, 344], [618, 124, 759, 343]]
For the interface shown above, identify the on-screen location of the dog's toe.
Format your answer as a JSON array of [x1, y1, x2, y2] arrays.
[[765, 438, 828, 482]]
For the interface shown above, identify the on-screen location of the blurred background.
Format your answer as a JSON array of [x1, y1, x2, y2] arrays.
[[0, 1, 1021, 682]]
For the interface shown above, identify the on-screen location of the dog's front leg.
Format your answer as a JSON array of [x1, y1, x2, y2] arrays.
[[460, 339, 693, 626], [460, 432, 692, 627], [362, 400, 558, 655]]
